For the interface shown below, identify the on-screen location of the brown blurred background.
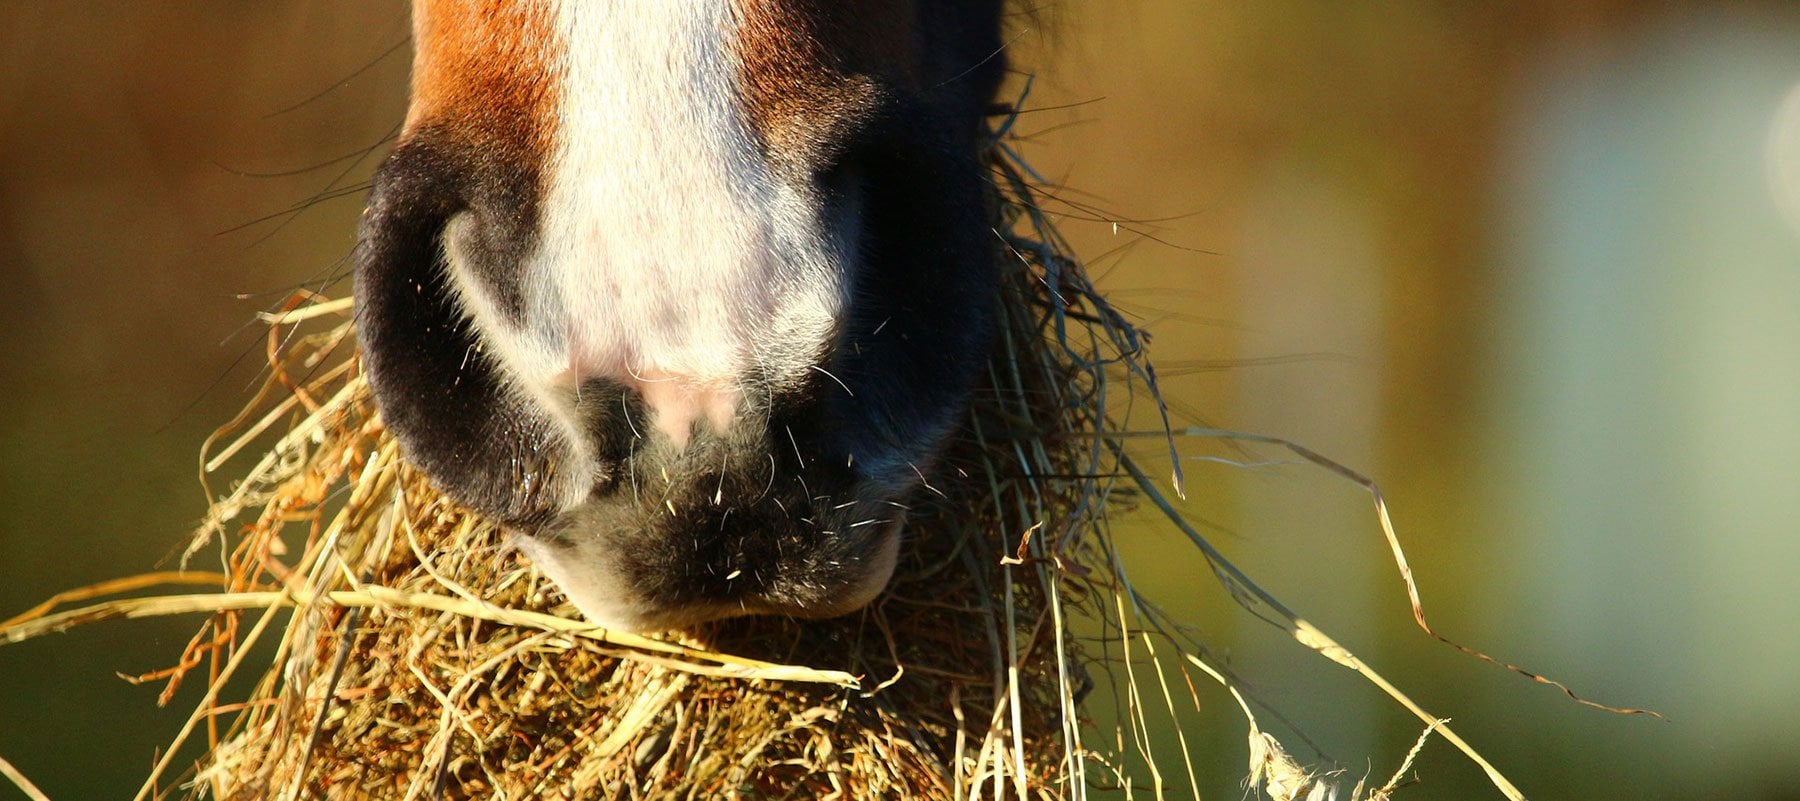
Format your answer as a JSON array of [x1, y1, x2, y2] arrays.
[[4, 2, 1799, 798]]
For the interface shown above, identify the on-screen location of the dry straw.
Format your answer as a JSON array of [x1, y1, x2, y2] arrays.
[[1, 104, 1589, 800]]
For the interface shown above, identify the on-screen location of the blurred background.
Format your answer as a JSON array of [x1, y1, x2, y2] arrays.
[[3, 2, 1798, 798]]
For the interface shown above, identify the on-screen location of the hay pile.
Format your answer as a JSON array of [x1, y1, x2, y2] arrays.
[[153, 138, 1142, 799], [0, 118, 1548, 801]]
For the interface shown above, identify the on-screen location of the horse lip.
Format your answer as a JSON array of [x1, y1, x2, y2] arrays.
[[775, 512, 906, 620], [515, 504, 908, 632]]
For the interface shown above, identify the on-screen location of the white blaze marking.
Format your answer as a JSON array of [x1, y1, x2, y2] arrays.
[[445, 0, 846, 455]]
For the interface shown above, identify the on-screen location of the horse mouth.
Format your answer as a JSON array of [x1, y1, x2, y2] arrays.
[[510, 512, 907, 632]]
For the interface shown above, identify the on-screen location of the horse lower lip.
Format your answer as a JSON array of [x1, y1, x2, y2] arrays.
[[691, 509, 906, 622], [505, 481, 913, 631], [790, 512, 906, 618]]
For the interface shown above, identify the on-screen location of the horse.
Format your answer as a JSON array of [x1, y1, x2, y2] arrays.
[[354, 0, 1009, 631]]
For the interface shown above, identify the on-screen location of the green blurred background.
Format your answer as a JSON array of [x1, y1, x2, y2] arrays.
[[4, 2, 1799, 798]]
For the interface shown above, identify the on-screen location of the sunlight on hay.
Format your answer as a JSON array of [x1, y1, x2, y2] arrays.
[[159, 134, 1143, 799], [0, 107, 1549, 801]]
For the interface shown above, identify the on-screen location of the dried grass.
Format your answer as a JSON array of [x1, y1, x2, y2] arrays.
[[0, 107, 1562, 800]]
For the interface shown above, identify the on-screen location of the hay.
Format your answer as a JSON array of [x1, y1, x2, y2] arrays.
[[158, 133, 1128, 800], [0, 111, 1552, 801]]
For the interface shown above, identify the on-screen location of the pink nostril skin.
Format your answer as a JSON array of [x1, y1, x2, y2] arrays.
[[634, 376, 740, 449]]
